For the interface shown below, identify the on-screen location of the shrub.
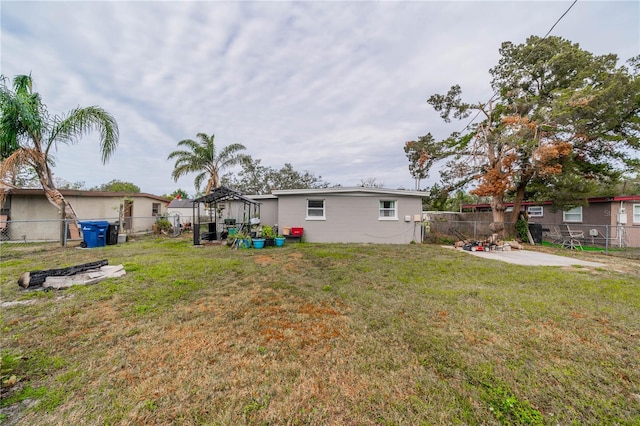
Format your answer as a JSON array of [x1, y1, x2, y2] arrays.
[[154, 217, 172, 234], [515, 218, 528, 242]]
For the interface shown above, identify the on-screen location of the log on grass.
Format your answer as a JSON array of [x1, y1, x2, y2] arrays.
[[18, 259, 109, 288], [43, 265, 126, 290]]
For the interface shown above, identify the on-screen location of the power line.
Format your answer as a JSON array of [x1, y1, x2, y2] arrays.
[[454, 0, 579, 135], [543, 0, 578, 39]]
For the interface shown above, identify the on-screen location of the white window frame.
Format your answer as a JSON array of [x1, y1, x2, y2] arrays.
[[527, 206, 544, 217], [306, 199, 325, 220], [152, 203, 161, 216], [379, 200, 398, 220], [633, 204, 640, 224], [563, 206, 583, 223]]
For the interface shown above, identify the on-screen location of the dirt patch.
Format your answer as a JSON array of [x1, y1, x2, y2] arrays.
[[254, 254, 276, 266]]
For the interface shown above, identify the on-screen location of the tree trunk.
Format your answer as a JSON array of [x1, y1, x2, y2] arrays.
[[43, 185, 82, 240], [33, 161, 79, 222], [511, 183, 527, 224], [489, 195, 506, 236], [42, 184, 79, 221], [34, 161, 82, 239], [510, 170, 534, 224]]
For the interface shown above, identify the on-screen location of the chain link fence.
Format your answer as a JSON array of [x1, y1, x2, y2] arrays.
[[2, 216, 639, 259], [0, 215, 184, 246], [422, 219, 640, 257]]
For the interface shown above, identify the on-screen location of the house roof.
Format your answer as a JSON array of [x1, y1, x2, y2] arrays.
[[4, 188, 170, 202], [247, 194, 278, 200], [271, 187, 426, 197], [586, 195, 640, 203], [461, 194, 640, 210], [167, 199, 195, 208]]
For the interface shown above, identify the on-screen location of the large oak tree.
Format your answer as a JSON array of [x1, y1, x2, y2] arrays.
[[419, 36, 639, 228]]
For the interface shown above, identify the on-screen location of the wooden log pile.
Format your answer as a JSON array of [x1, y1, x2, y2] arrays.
[[18, 260, 126, 290]]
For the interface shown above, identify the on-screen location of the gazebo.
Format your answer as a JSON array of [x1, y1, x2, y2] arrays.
[[192, 186, 261, 245]]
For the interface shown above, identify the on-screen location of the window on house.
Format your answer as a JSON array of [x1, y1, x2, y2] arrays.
[[152, 203, 161, 216], [306, 199, 325, 220], [527, 206, 544, 217], [563, 206, 582, 222], [379, 200, 397, 220], [633, 204, 640, 223]]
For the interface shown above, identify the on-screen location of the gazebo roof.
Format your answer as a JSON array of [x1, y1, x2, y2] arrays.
[[193, 186, 259, 205]]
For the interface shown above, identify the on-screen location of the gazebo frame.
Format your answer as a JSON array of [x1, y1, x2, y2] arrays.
[[192, 186, 260, 245]]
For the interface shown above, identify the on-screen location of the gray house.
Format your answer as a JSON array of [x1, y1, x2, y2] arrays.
[[267, 188, 425, 244], [191, 187, 426, 245]]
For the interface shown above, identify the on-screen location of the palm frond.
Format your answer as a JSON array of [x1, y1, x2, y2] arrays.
[[0, 148, 46, 205], [174, 138, 201, 151], [193, 172, 207, 192], [1, 147, 45, 176], [1, 76, 45, 157], [216, 143, 247, 168], [12, 74, 33, 95], [47, 106, 119, 163]]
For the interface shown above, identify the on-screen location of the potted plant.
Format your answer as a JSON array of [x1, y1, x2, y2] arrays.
[[229, 231, 251, 249], [262, 225, 275, 247], [252, 237, 266, 249], [274, 234, 286, 247]]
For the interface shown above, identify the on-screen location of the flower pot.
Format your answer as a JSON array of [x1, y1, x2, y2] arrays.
[[252, 238, 265, 249], [264, 238, 275, 247], [274, 237, 285, 247]]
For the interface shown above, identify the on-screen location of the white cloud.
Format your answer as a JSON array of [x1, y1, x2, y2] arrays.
[[2, 0, 638, 196]]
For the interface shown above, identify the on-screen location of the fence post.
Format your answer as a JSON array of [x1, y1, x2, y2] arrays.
[[60, 204, 66, 247], [172, 214, 181, 237], [605, 225, 609, 255]]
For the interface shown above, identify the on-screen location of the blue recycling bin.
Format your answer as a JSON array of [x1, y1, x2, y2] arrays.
[[79, 221, 110, 248]]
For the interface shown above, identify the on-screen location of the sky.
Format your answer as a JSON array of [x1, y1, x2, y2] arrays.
[[1, 1, 639, 197]]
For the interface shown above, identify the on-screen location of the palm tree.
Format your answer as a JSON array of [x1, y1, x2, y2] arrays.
[[168, 133, 246, 195], [0, 74, 119, 222]]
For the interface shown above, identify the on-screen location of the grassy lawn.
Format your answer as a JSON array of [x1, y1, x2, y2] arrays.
[[1, 236, 639, 425]]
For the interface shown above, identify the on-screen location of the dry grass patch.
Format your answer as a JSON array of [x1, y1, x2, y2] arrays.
[[1, 237, 639, 425]]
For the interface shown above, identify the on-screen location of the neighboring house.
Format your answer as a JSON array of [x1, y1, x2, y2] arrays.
[[167, 198, 196, 227], [461, 195, 640, 247], [268, 188, 425, 244], [1, 188, 170, 241]]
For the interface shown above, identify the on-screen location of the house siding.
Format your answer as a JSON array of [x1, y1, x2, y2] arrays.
[[460, 196, 640, 247], [276, 193, 422, 244], [255, 198, 278, 229], [167, 200, 197, 227], [167, 207, 195, 227], [6, 196, 62, 240], [5, 191, 168, 240]]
